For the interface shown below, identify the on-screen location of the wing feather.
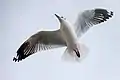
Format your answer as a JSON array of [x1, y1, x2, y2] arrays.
[[74, 8, 113, 37], [13, 30, 66, 62]]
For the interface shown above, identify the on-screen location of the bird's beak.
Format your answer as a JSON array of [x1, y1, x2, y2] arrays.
[[54, 14, 62, 22]]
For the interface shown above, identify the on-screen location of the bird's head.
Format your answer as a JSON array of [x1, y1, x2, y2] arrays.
[[54, 14, 66, 23], [54, 13, 73, 28]]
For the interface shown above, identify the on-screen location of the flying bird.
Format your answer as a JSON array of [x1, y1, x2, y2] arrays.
[[13, 8, 113, 62]]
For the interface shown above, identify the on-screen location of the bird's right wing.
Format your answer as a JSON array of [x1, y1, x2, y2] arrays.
[[74, 8, 113, 37], [13, 30, 66, 62]]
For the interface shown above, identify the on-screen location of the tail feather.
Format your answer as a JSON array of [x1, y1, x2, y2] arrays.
[[61, 43, 89, 63]]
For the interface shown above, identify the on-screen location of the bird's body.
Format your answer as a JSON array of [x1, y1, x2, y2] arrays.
[[59, 15, 81, 58], [60, 18, 77, 47], [13, 8, 113, 62]]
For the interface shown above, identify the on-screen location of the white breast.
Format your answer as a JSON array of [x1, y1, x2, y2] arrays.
[[60, 20, 78, 47]]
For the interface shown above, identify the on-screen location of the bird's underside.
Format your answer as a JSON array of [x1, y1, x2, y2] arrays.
[[13, 8, 113, 62]]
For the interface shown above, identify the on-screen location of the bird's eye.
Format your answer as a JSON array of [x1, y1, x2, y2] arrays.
[[61, 16, 64, 18], [61, 16, 66, 20]]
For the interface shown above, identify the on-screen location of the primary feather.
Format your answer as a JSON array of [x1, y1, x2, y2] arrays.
[[74, 8, 113, 37]]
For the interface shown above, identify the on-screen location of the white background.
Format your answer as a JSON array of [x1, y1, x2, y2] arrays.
[[1, 0, 120, 80]]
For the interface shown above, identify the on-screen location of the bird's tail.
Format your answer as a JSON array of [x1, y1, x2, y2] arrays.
[[61, 43, 89, 63]]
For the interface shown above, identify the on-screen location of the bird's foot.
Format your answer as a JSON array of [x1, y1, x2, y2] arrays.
[[73, 49, 80, 58]]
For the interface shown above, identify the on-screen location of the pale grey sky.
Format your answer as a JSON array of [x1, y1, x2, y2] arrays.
[[1, 0, 120, 80]]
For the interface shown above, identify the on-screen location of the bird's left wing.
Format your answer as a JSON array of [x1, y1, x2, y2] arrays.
[[74, 8, 113, 37], [13, 30, 66, 62]]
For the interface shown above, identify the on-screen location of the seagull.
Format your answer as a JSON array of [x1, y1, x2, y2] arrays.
[[13, 8, 113, 62]]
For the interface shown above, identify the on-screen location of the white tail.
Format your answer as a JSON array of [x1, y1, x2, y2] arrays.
[[61, 43, 89, 63]]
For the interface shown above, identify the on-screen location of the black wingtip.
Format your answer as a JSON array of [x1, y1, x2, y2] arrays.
[[94, 8, 113, 23], [95, 8, 113, 17], [13, 41, 30, 62], [13, 57, 19, 62], [110, 11, 113, 16]]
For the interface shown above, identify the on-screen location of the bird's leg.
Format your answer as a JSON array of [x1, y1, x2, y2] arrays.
[[73, 43, 81, 58], [73, 48, 80, 58]]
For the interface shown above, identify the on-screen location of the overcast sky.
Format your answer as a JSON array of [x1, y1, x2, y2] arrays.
[[1, 0, 120, 80]]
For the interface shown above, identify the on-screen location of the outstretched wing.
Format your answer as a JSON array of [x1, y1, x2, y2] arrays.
[[74, 8, 113, 37], [13, 30, 66, 62]]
